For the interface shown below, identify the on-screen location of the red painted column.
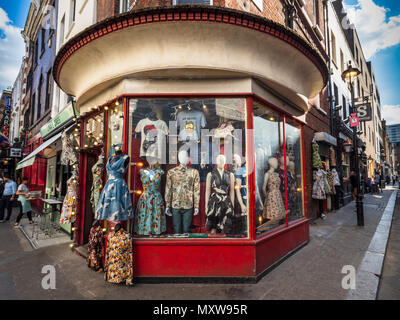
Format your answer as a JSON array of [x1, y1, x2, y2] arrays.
[[246, 96, 256, 241]]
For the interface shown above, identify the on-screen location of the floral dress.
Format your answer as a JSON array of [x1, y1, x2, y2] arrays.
[[96, 154, 133, 222], [104, 229, 133, 285], [312, 169, 326, 200], [60, 174, 78, 224], [86, 226, 104, 271], [134, 168, 166, 235], [90, 155, 104, 211], [262, 171, 286, 220]]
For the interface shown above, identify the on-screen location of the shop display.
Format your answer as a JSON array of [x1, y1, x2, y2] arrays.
[[165, 150, 200, 234], [86, 221, 105, 271], [104, 224, 133, 285], [329, 146, 337, 167], [205, 154, 235, 234], [312, 168, 327, 200], [133, 160, 166, 235], [332, 168, 340, 186], [262, 157, 287, 223], [176, 107, 206, 141], [95, 147, 133, 222], [90, 150, 105, 211], [60, 130, 78, 165], [110, 108, 124, 146], [312, 142, 322, 169], [135, 111, 169, 161], [60, 171, 78, 224], [234, 154, 248, 235], [327, 170, 336, 195]]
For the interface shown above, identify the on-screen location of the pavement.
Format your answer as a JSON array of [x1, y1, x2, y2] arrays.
[[0, 187, 398, 300]]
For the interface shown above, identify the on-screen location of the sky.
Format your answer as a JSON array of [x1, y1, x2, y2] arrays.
[[0, 0, 399, 124]]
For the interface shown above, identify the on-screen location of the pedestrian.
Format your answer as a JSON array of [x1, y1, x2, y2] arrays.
[[0, 174, 17, 222], [386, 175, 390, 187], [393, 174, 397, 186], [14, 177, 33, 226], [349, 171, 358, 201], [374, 172, 382, 193]]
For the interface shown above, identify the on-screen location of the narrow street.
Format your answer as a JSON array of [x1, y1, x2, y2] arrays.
[[0, 188, 397, 300]]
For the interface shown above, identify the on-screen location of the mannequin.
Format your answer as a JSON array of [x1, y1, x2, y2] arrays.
[[262, 157, 287, 225], [90, 149, 105, 211], [205, 154, 235, 234], [87, 220, 105, 271], [133, 156, 166, 235], [165, 150, 200, 234], [234, 154, 247, 235], [95, 147, 133, 222]]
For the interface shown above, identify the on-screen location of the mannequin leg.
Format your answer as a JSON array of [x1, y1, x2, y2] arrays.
[[182, 209, 193, 233], [172, 209, 182, 234]]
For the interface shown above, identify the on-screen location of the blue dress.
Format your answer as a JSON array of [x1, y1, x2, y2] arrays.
[[95, 154, 133, 222], [133, 168, 166, 235]]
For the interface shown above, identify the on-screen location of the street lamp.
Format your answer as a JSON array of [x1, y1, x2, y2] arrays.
[[342, 62, 364, 226]]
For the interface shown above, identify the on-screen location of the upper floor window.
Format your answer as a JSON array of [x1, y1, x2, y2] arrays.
[[45, 68, 52, 111], [340, 49, 344, 75], [69, 0, 76, 28], [59, 15, 65, 47], [120, 0, 130, 13], [40, 28, 45, 55], [331, 31, 337, 65], [313, 0, 319, 26]]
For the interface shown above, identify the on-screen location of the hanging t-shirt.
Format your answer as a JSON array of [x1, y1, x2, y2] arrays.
[[176, 110, 207, 141], [135, 118, 169, 160]]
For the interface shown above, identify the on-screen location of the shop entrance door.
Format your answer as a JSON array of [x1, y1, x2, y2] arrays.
[[82, 153, 97, 244]]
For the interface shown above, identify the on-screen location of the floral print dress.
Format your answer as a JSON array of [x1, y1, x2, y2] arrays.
[[104, 229, 133, 285], [262, 171, 286, 220], [96, 154, 133, 222], [90, 155, 104, 211], [86, 226, 104, 271], [60, 174, 78, 224], [134, 168, 166, 235]]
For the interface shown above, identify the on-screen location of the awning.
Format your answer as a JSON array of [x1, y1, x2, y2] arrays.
[[314, 132, 337, 147], [16, 132, 62, 170]]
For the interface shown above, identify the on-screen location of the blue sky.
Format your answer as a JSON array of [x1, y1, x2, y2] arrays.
[[0, 0, 399, 124]]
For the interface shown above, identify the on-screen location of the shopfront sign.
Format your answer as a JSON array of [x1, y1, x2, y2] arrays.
[[9, 148, 22, 157], [350, 113, 359, 128], [1, 95, 11, 138], [355, 102, 372, 122], [40, 102, 78, 138]]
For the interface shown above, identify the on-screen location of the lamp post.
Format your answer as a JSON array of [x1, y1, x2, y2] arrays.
[[342, 62, 364, 226]]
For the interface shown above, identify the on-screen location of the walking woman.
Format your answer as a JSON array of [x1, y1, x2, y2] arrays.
[[14, 177, 33, 226]]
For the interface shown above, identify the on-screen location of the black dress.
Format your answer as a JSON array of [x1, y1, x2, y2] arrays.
[[206, 170, 234, 233]]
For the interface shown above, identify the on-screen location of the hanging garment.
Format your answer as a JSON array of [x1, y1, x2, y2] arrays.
[[60, 130, 78, 166], [86, 225, 104, 271], [312, 142, 322, 169], [60, 174, 78, 224], [135, 118, 168, 160], [332, 168, 341, 186], [312, 169, 326, 200], [213, 122, 235, 139], [206, 170, 234, 233], [322, 169, 332, 194], [104, 229, 133, 285], [327, 171, 336, 195], [176, 109, 207, 141], [90, 155, 105, 211], [96, 154, 133, 222], [134, 168, 166, 235], [262, 171, 286, 220]]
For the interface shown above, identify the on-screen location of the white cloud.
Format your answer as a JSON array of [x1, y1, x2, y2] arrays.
[[382, 105, 400, 125], [344, 0, 400, 59], [0, 7, 25, 91]]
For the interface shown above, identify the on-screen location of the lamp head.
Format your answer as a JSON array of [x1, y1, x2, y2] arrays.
[[342, 62, 361, 82]]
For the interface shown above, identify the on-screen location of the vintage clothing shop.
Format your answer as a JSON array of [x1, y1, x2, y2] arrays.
[[52, 6, 328, 281]]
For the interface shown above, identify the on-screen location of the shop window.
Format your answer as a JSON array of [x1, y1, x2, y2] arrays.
[[116, 97, 248, 239], [83, 112, 105, 149], [253, 101, 285, 235], [108, 103, 124, 147], [284, 118, 305, 222]]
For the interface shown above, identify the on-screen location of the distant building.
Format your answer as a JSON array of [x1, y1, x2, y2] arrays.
[[387, 124, 400, 146]]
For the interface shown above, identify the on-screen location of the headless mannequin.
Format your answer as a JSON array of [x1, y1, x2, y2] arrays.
[[234, 155, 246, 214], [109, 145, 129, 168], [262, 157, 288, 226], [146, 111, 158, 121], [205, 154, 235, 234], [166, 150, 199, 217]]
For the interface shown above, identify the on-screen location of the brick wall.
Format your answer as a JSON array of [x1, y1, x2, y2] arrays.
[[97, 0, 120, 22]]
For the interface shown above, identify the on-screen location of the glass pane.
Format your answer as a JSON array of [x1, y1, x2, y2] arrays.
[[108, 103, 124, 148], [253, 101, 286, 236], [284, 118, 304, 221], [83, 113, 104, 149], [125, 98, 247, 239]]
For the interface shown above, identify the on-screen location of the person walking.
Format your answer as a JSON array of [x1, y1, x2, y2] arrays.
[[374, 172, 382, 193], [0, 175, 17, 222], [14, 177, 33, 226], [393, 174, 397, 186]]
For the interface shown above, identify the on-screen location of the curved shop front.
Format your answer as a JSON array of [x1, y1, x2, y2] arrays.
[[54, 6, 328, 281]]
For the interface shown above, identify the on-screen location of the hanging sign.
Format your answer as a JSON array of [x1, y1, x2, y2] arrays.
[[350, 113, 359, 127], [355, 102, 372, 122]]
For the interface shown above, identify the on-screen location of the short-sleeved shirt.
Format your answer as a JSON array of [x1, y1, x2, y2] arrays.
[[176, 110, 206, 141], [135, 118, 169, 160], [3, 180, 17, 196], [18, 184, 29, 193]]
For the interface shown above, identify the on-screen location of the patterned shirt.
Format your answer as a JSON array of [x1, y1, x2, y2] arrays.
[[165, 165, 200, 209]]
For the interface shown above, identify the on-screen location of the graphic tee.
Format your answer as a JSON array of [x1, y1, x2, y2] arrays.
[[176, 110, 207, 141], [135, 118, 169, 160]]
